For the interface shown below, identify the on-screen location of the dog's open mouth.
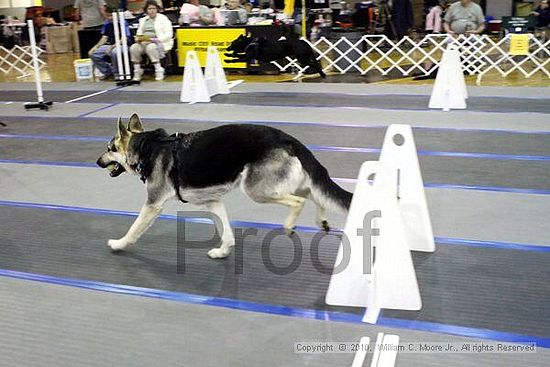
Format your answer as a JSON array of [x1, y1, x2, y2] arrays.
[[106, 162, 126, 177]]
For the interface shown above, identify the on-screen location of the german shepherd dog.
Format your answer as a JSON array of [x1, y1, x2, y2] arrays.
[[225, 34, 326, 78], [97, 114, 351, 258]]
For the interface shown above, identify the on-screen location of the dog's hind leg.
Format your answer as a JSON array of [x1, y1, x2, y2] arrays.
[[108, 203, 164, 251], [242, 152, 307, 235], [206, 201, 235, 259], [315, 204, 330, 232], [270, 195, 306, 235]]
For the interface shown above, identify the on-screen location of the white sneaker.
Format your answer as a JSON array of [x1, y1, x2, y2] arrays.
[[94, 69, 106, 81], [155, 67, 165, 81], [133, 68, 143, 81]]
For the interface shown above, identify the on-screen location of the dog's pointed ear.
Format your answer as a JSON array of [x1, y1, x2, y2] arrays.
[[127, 113, 143, 133], [116, 117, 129, 139]]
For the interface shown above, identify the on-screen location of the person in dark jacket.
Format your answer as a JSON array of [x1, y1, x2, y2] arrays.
[[532, 0, 550, 28], [391, 0, 414, 39]]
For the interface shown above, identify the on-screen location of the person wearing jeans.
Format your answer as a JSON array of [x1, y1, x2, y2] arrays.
[[130, 0, 174, 81], [89, 6, 131, 80]]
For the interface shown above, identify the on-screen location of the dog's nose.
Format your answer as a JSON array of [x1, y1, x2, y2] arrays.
[[96, 157, 105, 168]]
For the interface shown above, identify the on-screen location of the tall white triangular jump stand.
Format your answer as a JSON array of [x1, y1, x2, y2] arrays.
[[379, 124, 435, 253], [181, 47, 243, 104], [204, 46, 230, 96], [428, 44, 468, 111], [180, 50, 210, 104], [326, 124, 435, 324], [325, 161, 422, 324]]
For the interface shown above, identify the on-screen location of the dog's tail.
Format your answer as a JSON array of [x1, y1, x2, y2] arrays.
[[311, 56, 326, 78], [318, 66, 326, 79], [294, 144, 352, 212]]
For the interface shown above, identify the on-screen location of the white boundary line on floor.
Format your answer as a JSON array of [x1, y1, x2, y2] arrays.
[[65, 87, 123, 104]]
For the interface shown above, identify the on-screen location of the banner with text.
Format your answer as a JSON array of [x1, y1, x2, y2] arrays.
[[177, 28, 247, 68]]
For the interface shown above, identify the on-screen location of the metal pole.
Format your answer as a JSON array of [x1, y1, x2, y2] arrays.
[[26, 20, 43, 103], [118, 10, 131, 80], [112, 12, 124, 81], [301, 0, 306, 38]]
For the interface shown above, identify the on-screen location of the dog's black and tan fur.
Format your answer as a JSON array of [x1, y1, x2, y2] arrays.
[[225, 34, 326, 78], [97, 114, 351, 258]]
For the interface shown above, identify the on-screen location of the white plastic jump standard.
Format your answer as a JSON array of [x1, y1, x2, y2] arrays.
[[23, 20, 52, 110], [180, 51, 211, 103], [27, 20, 43, 104], [204, 46, 230, 96], [429, 44, 468, 111], [112, 11, 132, 83], [112, 12, 125, 82], [118, 11, 131, 82], [181, 47, 243, 103], [378, 124, 435, 253], [325, 161, 422, 324]]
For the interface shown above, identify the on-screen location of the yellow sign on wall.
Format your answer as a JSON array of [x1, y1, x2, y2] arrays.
[[176, 28, 247, 68], [509, 34, 530, 56]]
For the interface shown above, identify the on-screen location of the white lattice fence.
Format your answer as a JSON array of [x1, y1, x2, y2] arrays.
[[0, 45, 46, 78], [272, 34, 550, 82], [475, 34, 550, 83]]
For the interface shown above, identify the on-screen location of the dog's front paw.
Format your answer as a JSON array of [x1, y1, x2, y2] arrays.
[[207, 247, 231, 259], [284, 226, 296, 236], [108, 238, 131, 252]]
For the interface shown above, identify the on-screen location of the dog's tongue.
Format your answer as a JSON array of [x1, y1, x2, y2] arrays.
[[107, 163, 117, 173], [107, 163, 121, 177], [108, 163, 125, 177]]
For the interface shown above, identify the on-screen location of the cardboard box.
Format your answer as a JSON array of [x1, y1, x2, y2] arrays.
[[44, 25, 72, 53]]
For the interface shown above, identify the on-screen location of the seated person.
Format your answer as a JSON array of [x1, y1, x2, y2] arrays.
[[425, 0, 443, 33], [443, 0, 485, 36], [130, 0, 174, 81], [179, 0, 215, 25], [220, 0, 248, 25], [89, 6, 132, 80], [243, 2, 253, 13], [532, 0, 550, 28]]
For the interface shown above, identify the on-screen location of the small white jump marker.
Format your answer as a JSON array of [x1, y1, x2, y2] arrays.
[[429, 44, 468, 111], [180, 50, 210, 104], [351, 337, 370, 367], [370, 333, 400, 367]]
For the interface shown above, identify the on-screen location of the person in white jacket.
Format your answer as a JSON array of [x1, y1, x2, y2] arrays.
[[130, 0, 174, 81]]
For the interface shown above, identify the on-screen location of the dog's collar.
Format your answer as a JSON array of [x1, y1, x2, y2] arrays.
[[159, 131, 184, 145], [160, 132, 188, 204], [137, 162, 146, 183], [168, 133, 188, 203], [128, 161, 146, 183], [131, 132, 184, 184], [130, 132, 188, 204]]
